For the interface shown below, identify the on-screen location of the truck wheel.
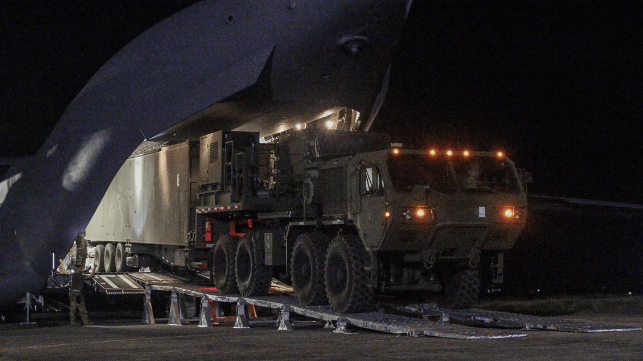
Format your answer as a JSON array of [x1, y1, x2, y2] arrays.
[[291, 233, 330, 305], [235, 234, 272, 297], [115, 243, 126, 273], [212, 235, 240, 294], [324, 235, 373, 313], [438, 269, 480, 309], [94, 244, 105, 273], [104, 243, 116, 273]]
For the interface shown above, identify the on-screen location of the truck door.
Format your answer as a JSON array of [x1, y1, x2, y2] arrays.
[[354, 163, 387, 249]]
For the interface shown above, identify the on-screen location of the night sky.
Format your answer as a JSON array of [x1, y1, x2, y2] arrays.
[[2, 0, 642, 203], [1, 0, 199, 155], [374, 0, 643, 203]]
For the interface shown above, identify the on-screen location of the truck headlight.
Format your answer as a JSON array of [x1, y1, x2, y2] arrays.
[[400, 207, 433, 223], [497, 207, 524, 222]]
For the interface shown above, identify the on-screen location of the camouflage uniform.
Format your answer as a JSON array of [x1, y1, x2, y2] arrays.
[[74, 232, 88, 267], [69, 272, 90, 325], [69, 264, 95, 325]]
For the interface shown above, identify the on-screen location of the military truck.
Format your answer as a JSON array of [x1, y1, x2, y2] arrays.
[[86, 127, 527, 312]]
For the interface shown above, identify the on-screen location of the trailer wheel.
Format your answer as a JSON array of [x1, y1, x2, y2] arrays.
[[235, 234, 272, 297], [94, 244, 105, 273], [115, 243, 126, 273], [324, 235, 373, 313], [438, 269, 480, 309], [212, 235, 240, 294], [104, 243, 116, 273], [291, 233, 330, 305]]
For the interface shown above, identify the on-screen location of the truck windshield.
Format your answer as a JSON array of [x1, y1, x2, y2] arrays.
[[387, 154, 456, 193], [452, 157, 521, 194], [387, 153, 521, 194]]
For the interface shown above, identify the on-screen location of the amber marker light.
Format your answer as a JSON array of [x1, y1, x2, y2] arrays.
[[446, 150, 453, 156], [416, 208, 426, 217], [385, 211, 391, 218], [497, 151, 504, 157], [503, 208, 514, 218], [392, 148, 400, 154], [429, 149, 436, 156], [463, 150, 470, 157]]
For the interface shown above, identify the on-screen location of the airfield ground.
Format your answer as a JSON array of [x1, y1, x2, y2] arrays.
[[0, 301, 641, 361]]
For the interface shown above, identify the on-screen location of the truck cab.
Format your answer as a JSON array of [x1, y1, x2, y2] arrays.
[[355, 148, 526, 260]]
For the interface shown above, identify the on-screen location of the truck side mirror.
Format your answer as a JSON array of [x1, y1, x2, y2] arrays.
[[517, 169, 532, 192]]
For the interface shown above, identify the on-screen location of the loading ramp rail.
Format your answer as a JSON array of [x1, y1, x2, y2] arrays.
[[385, 303, 642, 333], [143, 284, 525, 339], [131, 277, 640, 339]]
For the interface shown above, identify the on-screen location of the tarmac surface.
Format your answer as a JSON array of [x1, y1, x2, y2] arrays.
[[0, 310, 641, 360]]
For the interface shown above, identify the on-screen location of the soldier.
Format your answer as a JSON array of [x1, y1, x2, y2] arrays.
[[69, 230, 93, 326], [74, 230, 88, 267], [69, 264, 95, 326]]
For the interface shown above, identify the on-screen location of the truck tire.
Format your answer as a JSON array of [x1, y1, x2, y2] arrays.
[[104, 243, 116, 273], [291, 233, 330, 305], [94, 244, 105, 273], [235, 234, 272, 297], [115, 242, 126, 273], [439, 269, 480, 309], [212, 235, 240, 294], [324, 235, 373, 313]]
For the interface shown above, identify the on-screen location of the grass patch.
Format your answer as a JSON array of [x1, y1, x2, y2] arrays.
[[478, 295, 643, 316]]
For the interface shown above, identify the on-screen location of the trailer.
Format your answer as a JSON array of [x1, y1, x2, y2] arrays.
[[86, 126, 528, 313]]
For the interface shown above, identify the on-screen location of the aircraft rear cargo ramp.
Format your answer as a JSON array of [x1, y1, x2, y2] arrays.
[[91, 272, 186, 295], [92, 274, 146, 295], [131, 276, 640, 340]]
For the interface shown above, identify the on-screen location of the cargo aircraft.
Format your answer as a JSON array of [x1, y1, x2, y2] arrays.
[[0, 0, 413, 306]]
